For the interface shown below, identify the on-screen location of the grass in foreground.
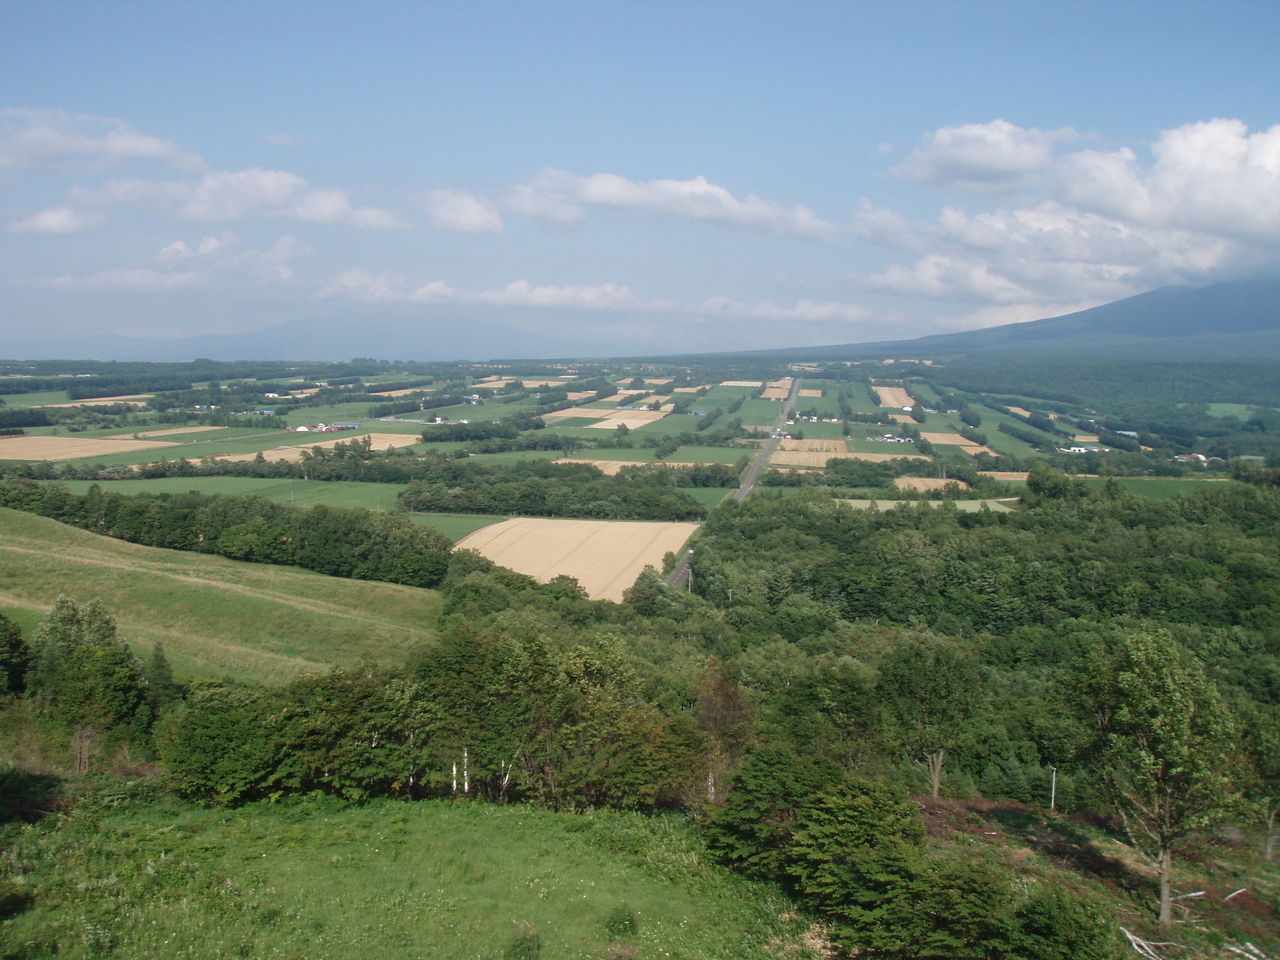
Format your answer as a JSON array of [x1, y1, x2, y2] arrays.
[[0, 508, 439, 685], [1, 791, 815, 960]]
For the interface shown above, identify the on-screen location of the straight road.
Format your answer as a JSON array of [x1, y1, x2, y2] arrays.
[[667, 377, 800, 589]]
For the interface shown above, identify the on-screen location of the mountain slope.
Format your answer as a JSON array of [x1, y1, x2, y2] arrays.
[[753, 278, 1280, 362]]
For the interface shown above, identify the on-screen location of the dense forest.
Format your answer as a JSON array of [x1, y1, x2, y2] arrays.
[[3, 468, 1278, 956]]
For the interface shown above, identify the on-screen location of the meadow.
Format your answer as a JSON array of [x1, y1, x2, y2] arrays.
[[0, 794, 814, 960], [0, 508, 439, 684]]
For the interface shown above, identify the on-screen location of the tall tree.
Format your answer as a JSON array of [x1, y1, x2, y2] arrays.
[[1071, 632, 1243, 926], [877, 638, 982, 799]]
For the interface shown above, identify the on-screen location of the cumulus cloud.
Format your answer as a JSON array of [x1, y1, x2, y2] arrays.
[[502, 168, 840, 240], [1056, 118, 1280, 244], [857, 119, 1280, 314], [72, 167, 408, 229], [862, 200, 1230, 307], [0, 108, 204, 171], [38, 233, 303, 292], [415, 189, 504, 233], [893, 118, 1081, 191], [7, 206, 105, 234]]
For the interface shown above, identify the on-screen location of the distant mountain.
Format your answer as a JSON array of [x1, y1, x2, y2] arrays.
[[7, 277, 1279, 364], [3, 309, 605, 363], [779, 278, 1280, 362]]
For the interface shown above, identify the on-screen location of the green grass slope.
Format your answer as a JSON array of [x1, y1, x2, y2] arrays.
[[2, 794, 815, 960], [0, 508, 440, 685]]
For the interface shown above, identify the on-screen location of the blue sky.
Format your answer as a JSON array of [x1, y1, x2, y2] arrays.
[[4, 0, 1279, 358]]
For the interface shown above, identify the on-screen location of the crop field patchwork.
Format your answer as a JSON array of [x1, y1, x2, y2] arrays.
[[0, 435, 178, 461], [456, 517, 700, 601]]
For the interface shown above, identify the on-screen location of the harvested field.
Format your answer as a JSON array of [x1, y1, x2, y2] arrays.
[[0, 435, 177, 461], [541, 406, 611, 422], [554, 458, 720, 476], [769, 450, 857, 467], [565, 391, 596, 401], [980, 471, 1030, 482], [370, 387, 428, 397], [797, 389, 823, 398], [872, 385, 914, 408], [958, 445, 998, 457], [586, 412, 669, 430], [720, 380, 763, 388], [208, 433, 421, 463], [895, 476, 972, 492], [673, 384, 714, 393], [456, 517, 700, 602], [106, 425, 226, 439], [921, 431, 977, 446], [643, 378, 672, 384], [1073, 433, 1100, 443], [520, 379, 568, 387], [1007, 405, 1033, 418], [778, 438, 846, 452], [889, 413, 915, 423], [761, 379, 793, 400], [477, 378, 513, 387]]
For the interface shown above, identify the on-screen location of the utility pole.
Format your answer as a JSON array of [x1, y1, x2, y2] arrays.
[[1050, 765, 1057, 813]]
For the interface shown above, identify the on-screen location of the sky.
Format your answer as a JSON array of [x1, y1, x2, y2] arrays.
[[3, 0, 1280, 359]]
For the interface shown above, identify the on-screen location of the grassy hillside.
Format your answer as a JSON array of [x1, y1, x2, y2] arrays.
[[1, 793, 815, 960], [0, 507, 440, 685]]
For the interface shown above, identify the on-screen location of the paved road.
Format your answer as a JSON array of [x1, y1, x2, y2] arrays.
[[667, 377, 800, 589]]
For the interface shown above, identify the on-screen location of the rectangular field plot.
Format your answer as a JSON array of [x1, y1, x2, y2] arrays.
[[871, 384, 915, 408], [456, 517, 700, 602], [0, 435, 178, 461]]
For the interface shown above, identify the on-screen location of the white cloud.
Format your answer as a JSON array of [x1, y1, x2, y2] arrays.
[[316, 269, 868, 325], [893, 118, 1081, 191], [1056, 118, 1280, 245], [38, 234, 303, 292], [502, 168, 840, 240], [73, 167, 408, 229], [869, 255, 1033, 303], [0, 108, 204, 171], [7, 206, 105, 234], [414, 189, 504, 234]]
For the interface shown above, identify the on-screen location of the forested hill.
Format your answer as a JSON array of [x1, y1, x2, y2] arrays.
[[729, 277, 1280, 363]]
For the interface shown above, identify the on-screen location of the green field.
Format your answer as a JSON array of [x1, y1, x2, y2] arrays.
[[667, 445, 751, 465], [1206, 402, 1258, 419], [787, 420, 846, 439], [0, 508, 440, 684], [53, 477, 405, 511], [0, 796, 810, 960], [407, 512, 505, 540], [1, 389, 72, 407], [678, 486, 734, 509]]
